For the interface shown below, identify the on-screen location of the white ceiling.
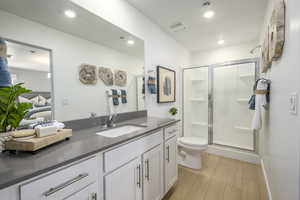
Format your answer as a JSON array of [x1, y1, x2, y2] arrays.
[[126, 0, 268, 52], [0, 0, 144, 58], [6, 41, 50, 72]]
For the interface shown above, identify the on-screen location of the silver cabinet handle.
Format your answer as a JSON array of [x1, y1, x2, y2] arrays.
[[43, 173, 89, 197], [137, 164, 141, 188], [166, 146, 170, 163], [145, 159, 150, 181]]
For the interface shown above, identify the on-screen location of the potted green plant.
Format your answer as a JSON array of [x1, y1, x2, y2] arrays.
[[0, 83, 32, 133], [169, 107, 178, 117]]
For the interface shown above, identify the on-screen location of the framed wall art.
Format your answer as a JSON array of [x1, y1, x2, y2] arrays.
[[157, 66, 176, 103]]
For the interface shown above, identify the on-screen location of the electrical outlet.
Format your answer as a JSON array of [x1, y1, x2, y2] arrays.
[[289, 93, 298, 115]]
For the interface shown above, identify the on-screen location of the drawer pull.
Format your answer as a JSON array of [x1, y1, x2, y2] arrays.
[[137, 164, 141, 188], [43, 173, 89, 197], [166, 146, 170, 163], [145, 159, 150, 181]]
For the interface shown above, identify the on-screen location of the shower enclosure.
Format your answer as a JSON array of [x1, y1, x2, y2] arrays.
[[183, 59, 258, 151]]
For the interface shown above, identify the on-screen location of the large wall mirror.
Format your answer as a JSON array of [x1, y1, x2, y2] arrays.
[[0, 39, 53, 127], [0, 0, 145, 124]]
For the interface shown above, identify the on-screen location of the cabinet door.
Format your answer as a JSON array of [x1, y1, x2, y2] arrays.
[[165, 136, 178, 192], [65, 182, 99, 200], [104, 157, 142, 200], [143, 145, 163, 200]]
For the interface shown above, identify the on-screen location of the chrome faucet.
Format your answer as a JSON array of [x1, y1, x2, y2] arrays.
[[107, 114, 117, 128]]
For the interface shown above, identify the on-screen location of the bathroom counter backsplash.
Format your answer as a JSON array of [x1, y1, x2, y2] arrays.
[[0, 116, 179, 190]]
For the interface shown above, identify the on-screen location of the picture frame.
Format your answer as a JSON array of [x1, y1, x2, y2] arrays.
[[157, 66, 176, 103]]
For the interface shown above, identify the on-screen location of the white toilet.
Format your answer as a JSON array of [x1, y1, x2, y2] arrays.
[[177, 137, 208, 169]]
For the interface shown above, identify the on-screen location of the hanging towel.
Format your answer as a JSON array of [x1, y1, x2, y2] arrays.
[[111, 89, 119, 106], [0, 39, 12, 87], [251, 80, 268, 130], [142, 77, 145, 94], [248, 95, 256, 110], [106, 90, 116, 118], [147, 76, 156, 94], [121, 90, 127, 104]]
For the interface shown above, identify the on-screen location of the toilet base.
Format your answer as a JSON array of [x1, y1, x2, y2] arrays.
[[177, 148, 203, 170]]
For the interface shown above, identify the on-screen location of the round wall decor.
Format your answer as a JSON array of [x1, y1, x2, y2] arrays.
[[79, 64, 97, 85], [114, 70, 127, 87], [99, 67, 113, 86], [269, 0, 285, 61]]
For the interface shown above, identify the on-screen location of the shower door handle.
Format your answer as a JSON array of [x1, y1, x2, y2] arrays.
[[208, 94, 213, 107]]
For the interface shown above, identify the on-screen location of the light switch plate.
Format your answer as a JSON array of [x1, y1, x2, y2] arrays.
[[289, 93, 298, 115], [62, 98, 69, 106]]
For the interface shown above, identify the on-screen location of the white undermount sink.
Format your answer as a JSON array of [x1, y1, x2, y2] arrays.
[[96, 125, 145, 138]]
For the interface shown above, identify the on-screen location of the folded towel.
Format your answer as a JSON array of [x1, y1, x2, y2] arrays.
[[112, 89, 119, 106], [11, 129, 36, 138], [252, 80, 269, 130], [121, 90, 127, 104]]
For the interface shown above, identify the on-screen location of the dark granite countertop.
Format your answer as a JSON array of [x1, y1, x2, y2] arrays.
[[0, 117, 179, 190]]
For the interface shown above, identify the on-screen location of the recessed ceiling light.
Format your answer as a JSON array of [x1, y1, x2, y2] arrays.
[[127, 39, 135, 45], [203, 10, 215, 19], [64, 9, 77, 18], [218, 39, 225, 45]]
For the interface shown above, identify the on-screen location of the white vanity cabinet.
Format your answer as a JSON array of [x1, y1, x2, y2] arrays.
[[163, 124, 178, 193], [20, 155, 102, 200], [64, 182, 98, 200], [0, 122, 179, 200], [143, 145, 164, 200], [104, 157, 142, 200], [103, 130, 164, 200]]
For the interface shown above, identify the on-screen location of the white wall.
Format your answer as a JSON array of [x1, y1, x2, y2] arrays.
[[0, 10, 144, 121], [259, 0, 300, 199], [191, 41, 257, 66], [71, 0, 191, 123]]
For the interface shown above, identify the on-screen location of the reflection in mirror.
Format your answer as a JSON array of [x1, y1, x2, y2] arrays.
[[0, 39, 53, 129], [0, 0, 145, 122]]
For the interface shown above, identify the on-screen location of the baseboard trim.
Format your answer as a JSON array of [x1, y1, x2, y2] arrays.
[[206, 145, 260, 164], [261, 159, 272, 200]]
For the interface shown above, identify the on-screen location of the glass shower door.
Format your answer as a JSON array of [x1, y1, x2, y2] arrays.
[[183, 67, 209, 141], [212, 62, 256, 150]]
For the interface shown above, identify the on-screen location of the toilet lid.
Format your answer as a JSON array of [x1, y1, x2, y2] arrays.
[[178, 137, 207, 148]]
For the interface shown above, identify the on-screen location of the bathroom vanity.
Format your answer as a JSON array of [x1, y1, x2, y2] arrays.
[[0, 1, 179, 199], [0, 117, 179, 200]]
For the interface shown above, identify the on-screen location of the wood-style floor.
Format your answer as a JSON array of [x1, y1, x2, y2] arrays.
[[164, 153, 269, 200]]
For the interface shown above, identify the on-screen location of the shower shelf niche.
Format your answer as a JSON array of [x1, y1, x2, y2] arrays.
[[192, 122, 208, 126], [234, 126, 252, 132], [191, 79, 205, 83], [236, 98, 249, 102], [239, 74, 254, 79], [190, 98, 206, 102]]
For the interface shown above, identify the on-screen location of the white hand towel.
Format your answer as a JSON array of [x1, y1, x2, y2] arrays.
[[251, 80, 268, 130], [106, 90, 115, 117]]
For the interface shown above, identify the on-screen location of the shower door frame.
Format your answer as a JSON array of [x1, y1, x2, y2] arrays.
[[182, 58, 260, 153]]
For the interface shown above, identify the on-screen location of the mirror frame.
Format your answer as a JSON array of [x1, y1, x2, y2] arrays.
[[1, 37, 55, 120]]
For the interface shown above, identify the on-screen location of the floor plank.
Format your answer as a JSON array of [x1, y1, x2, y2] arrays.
[[163, 153, 268, 200]]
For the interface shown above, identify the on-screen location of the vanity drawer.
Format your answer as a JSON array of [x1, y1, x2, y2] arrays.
[[104, 130, 163, 173], [20, 156, 99, 200], [164, 124, 178, 141]]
